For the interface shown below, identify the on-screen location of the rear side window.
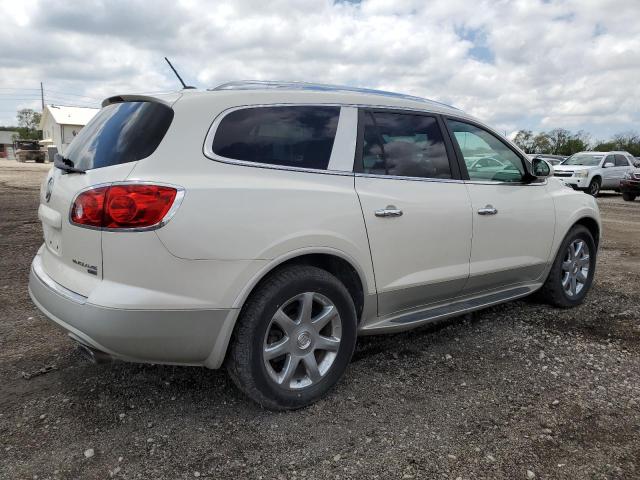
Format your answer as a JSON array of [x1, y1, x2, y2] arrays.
[[615, 154, 630, 167], [361, 111, 452, 179], [65, 101, 174, 171], [212, 106, 340, 170]]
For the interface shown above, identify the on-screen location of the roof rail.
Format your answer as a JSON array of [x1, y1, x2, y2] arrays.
[[209, 80, 459, 110]]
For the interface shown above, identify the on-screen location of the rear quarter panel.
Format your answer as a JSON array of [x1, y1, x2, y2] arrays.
[[126, 93, 376, 297]]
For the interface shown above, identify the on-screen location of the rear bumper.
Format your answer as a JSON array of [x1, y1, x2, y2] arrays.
[[28, 253, 237, 369], [620, 179, 640, 194]]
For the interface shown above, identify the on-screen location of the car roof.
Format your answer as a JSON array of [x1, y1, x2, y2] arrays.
[[103, 81, 508, 145], [208, 80, 461, 111], [113, 81, 469, 119], [574, 151, 630, 155]]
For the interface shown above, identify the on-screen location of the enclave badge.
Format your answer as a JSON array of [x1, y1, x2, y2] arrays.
[[45, 177, 54, 203]]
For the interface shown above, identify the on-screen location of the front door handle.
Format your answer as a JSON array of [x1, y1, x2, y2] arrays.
[[375, 206, 403, 218], [477, 205, 498, 216]]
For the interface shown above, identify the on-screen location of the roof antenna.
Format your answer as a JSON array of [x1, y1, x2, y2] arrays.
[[164, 57, 196, 89]]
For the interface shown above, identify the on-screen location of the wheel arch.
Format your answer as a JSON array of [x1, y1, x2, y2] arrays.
[[574, 216, 600, 249], [232, 248, 372, 325], [205, 248, 372, 370]]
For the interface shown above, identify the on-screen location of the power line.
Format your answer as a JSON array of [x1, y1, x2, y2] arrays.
[[0, 87, 41, 91], [0, 89, 103, 102]]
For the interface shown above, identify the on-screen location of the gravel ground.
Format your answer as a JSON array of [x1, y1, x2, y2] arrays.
[[1, 160, 639, 479]]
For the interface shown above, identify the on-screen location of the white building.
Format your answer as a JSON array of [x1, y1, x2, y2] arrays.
[[39, 105, 99, 155], [0, 130, 18, 160]]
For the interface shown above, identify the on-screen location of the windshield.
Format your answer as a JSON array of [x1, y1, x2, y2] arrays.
[[64, 101, 173, 171], [562, 154, 602, 166]]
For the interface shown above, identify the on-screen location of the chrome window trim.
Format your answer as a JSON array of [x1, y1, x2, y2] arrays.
[[354, 172, 464, 184], [68, 181, 186, 232], [463, 179, 548, 186], [353, 173, 546, 186]]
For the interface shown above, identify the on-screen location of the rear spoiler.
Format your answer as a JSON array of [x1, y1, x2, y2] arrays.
[[101, 92, 183, 108]]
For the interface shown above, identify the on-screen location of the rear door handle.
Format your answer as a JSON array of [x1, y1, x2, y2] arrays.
[[477, 205, 498, 216], [375, 206, 403, 218]]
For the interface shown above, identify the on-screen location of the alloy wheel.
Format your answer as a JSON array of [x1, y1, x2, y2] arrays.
[[561, 239, 590, 298], [263, 292, 342, 390]]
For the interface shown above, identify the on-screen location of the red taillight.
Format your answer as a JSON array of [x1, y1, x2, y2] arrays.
[[71, 184, 179, 229]]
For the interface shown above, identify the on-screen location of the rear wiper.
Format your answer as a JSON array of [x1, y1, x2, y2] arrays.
[[54, 153, 85, 174]]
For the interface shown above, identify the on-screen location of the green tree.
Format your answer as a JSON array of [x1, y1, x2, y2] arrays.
[[592, 132, 640, 156], [561, 130, 590, 156], [513, 130, 535, 153], [15, 109, 42, 140], [17, 109, 41, 131], [612, 132, 640, 156], [545, 128, 571, 155], [532, 132, 552, 153]]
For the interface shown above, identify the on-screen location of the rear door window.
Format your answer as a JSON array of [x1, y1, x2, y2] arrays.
[[65, 101, 174, 171], [615, 154, 630, 167], [360, 111, 452, 179], [212, 106, 340, 170]]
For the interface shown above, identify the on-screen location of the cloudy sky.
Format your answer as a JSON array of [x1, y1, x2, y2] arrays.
[[1, 0, 638, 140]]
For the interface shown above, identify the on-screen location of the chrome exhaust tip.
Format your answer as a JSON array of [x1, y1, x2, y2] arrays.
[[69, 335, 112, 364]]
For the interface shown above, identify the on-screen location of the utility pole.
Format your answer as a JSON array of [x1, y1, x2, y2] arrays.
[[40, 82, 44, 110]]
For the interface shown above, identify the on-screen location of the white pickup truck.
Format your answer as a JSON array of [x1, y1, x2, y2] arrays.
[[552, 151, 636, 196]]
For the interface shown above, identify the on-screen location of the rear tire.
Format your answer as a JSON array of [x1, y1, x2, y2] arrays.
[[227, 265, 357, 410], [587, 178, 601, 196], [538, 225, 596, 308], [622, 193, 636, 202]]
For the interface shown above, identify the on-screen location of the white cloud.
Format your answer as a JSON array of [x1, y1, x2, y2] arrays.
[[0, 0, 638, 139]]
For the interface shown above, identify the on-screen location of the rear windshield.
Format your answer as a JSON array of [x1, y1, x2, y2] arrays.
[[64, 101, 173, 171]]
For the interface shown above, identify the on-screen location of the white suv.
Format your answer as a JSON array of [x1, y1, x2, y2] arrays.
[[29, 81, 601, 409], [553, 151, 636, 196]]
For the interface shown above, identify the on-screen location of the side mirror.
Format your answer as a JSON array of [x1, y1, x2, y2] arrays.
[[532, 157, 552, 177], [603, 162, 614, 168]]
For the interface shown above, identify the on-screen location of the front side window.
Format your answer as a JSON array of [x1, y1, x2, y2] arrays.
[[446, 119, 525, 182], [361, 111, 452, 179], [212, 106, 340, 170]]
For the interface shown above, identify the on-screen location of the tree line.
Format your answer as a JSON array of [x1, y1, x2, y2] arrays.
[[513, 128, 640, 157]]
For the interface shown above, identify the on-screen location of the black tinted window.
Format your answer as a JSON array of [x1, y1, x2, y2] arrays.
[[361, 112, 451, 179], [615, 154, 630, 167], [212, 106, 340, 170], [65, 102, 173, 171]]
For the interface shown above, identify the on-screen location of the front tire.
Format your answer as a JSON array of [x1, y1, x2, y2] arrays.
[[587, 178, 601, 196], [538, 225, 596, 308], [622, 193, 636, 202], [227, 265, 357, 410]]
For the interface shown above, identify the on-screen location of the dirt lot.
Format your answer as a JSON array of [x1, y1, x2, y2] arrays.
[[1, 160, 638, 479]]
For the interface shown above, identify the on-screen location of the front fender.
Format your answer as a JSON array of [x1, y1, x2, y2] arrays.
[[548, 179, 601, 260]]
